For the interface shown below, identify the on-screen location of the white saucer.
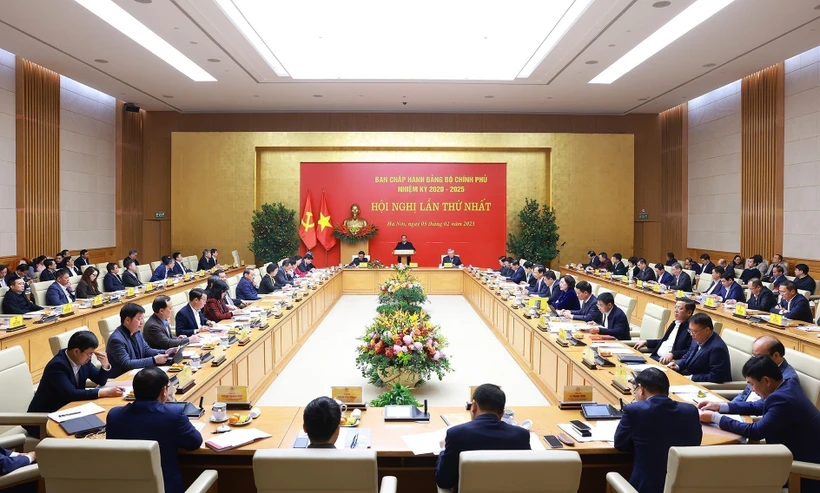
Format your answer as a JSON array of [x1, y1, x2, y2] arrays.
[[209, 416, 229, 423]]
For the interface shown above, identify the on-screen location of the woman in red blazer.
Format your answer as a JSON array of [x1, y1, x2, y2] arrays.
[[203, 279, 233, 321]]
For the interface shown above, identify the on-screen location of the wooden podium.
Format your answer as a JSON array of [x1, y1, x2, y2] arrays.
[[393, 249, 415, 264]]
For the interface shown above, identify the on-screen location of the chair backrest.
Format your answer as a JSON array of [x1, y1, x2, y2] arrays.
[[253, 449, 379, 493], [682, 269, 696, 284], [37, 438, 164, 493], [712, 321, 723, 334], [734, 268, 744, 278], [98, 314, 120, 345], [640, 303, 672, 340], [150, 261, 161, 271], [81, 264, 94, 272], [695, 273, 713, 293], [117, 259, 124, 268], [187, 256, 198, 270], [721, 330, 755, 382], [458, 450, 582, 493], [0, 346, 35, 435], [588, 282, 600, 297], [663, 444, 792, 493], [785, 349, 820, 408], [614, 293, 637, 321], [69, 275, 82, 288], [232, 250, 241, 265], [32, 279, 54, 307], [664, 265, 674, 274], [137, 265, 152, 283], [798, 289, 811, 298], [95, 263, 108, 274], [48, 326, 91, 356], [0, 293, 4, 314]]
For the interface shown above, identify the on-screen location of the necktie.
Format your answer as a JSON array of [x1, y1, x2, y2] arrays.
[[602, 313, 607, 328]]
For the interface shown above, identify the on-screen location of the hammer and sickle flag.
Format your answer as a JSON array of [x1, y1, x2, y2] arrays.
[[299, 191, 317, 249]]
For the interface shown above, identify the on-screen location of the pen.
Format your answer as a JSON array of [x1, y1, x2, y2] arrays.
[[58, 411, 81, 417], [350, 434, 359, 449]]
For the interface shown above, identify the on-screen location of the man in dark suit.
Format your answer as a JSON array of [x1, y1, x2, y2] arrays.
[[235, 268, 260, 301], [794, 263, 817, 294], [103, 262, 125, 292], [701, 266, 727, 297], [654, 263, 673, 286], [6, 264, 30, 292], [259, 263, 279, 294], [699, 254, 715, 275], [506, 260, 526, 284], [770, 265, 788, 290], [699, 356, 820, 493], [441, 248, 462, 267], [348, 251, 369, 268], [0, 445, 35, 484], [150, 256, 174, 282], [747, 279, 776, 312], [144, 295, 197, 349], [559, 280, 601, 323], [499, 257, 513, 277], [588, 292, 629, 340], [527, 266, 549, 297], [665, 252, 677, 267], [740, 257, 764, 284], [732, 336, 798, 403], [615, 368, 702, 493], [107, 303, 171, 378], [544, 270, 561, 301], [773, 281, 813, 323], [635, 300, 695, 364], [170, 252, 188, 276], [302, 396, 341, 448], [670, 263, 692, 291], [627, 257, 640, 280], [668, 313, 731, 382], [74, 249, 90, 268], [56, 251, 69, 269], [175, 289, 213, 337], [523, 261, 536, 287], [2, 278, 41, 314], [720, 271, 746, 303], [611, 253, 628, 276], [107, 367, 203, 493], [436, 384, 530, 490], [123, 249, 140, 267], [39, 259, 57, 282], [585, 250, 600, 269], [394, 235, 415, 264], [197, 249, 213, 271], [45, 269, 76, 306], [597, 252, 613, 271], [274, 260, 295, 289], [28, 331, 121, 414], [636, 258, 656, 282], [122, 258, 142, 287]]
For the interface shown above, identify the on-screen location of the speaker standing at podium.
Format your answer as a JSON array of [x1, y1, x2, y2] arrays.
[[394, 235, 415, 264]]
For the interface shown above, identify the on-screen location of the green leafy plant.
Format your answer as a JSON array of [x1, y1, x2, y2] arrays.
[[506, 198, 560, 265], [369, 384, 422, 407], [376, 267, 428, 316], [248, 203, 299, 264]]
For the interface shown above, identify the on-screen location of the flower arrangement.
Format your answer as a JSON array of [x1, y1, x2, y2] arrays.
[[355, 310, 452, 387], [333, 223, 379, 244], [377, 268, 427, 315]]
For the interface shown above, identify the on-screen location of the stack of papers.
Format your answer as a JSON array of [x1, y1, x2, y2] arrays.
[[557, 420, 619, 443], [402, 429, 447, 455], [48, 402, 105, 423], [628, 364, 668, 373], [670, 385, 721, 404], [205, 428, 271, 452], [795, 325, 820, 332]]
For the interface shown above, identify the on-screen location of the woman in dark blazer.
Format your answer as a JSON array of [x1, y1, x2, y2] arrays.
[[203, 279, 233, 321], [553, 275, 580, 310], [75, 267, 101, 299]]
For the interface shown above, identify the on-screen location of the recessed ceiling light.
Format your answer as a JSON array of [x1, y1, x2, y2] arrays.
[[590, 0, 735, 84], [190, 41, 198, 44], [94, 59, 108, 64], [585, 60, 598, 64], [207, 58, 220, 63], [253, 94, 259, 97], [608, 44, 616, 47], [547, 96, 553, 99], [133, 0, 151, 3], [702, 63, 716, 67], [162, 94, 173, 98], [312, 94, 323, 98], [214, 0, 289, 76], [653, 1, 672, 7], [484, 95, 495, 98], [74, 0, 216, 82]]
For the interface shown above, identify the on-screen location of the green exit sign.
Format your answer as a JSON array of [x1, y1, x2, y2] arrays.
[[155, 211, 166, 218], [638, 213, 649, 220]]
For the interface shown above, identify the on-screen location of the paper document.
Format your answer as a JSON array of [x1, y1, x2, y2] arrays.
[[796, 326, 820, 332], [192, 422, 206, 432], [48, 402, 105, 423], [628, 364, 668, 373], [603, 348, 636, 355], [691, 393, 722, 404], [529, 432, 546, 450], [401, 429, 447, 455], [205, 428, 271, 452], [669, 385, 703, 395], [545, 322, 577, 333]]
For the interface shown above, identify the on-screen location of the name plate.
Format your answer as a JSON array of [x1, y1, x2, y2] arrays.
[[331, 386, 363, 404], [409, 262, 418, 267], [359, 262, 368, 268], [636, 280, 643, 288], [210, 267, 216, 274], [443, 262, 453, 268], [126, 287, 135, 297], [184, 273, 192, 281], [213, 345, 225, 360], [614, 367, 630, 389], [652, 284, 661, 293], [92, 295, 104, 307], [770, 312, 783, 325], [177, 366, 193, 388], [734, 304, 747, 316], [563, 385, 593, 402], [241, 260, 245, 266], [166, 278, 175, 287], [145, 283, 154, 292], [198, 270, 206, 278], [61, 303, 73, 315], [9, 315, 23, 328], [528, 298, 549, 310], [676, 290, 684, 298], [238, 328, 250, 340], [558, 328, 568, 342], [217, 385, 249, 404], [704, 297, 717, 308], [582, 347, 596, 365], [260, 312, 268, 326]]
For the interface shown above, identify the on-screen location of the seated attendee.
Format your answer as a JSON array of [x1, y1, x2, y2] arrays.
[[236, 268, 260, 301], [527, 266, 549, 297], [627, 256, 640, 280], [720, 271, 746, 303], [144, 295, 197, 349], [171, 252, 188, 276], [560, 280, 601, 323], [150, 255, 174, 282], [27, 256, 45, 280], [611, 253, 628, 276], [210, 249, 220, 267], [296, 253, 315, 274], [75, 267, 101, 299], [770, 264, 788, 290], [28, 331, 120, 415], [123, 249, 140, 267], [203, 279, 233, 322], [441, 248, 462, 267], [740, 256, 764, 284], [726, 255, 743, 277], [496, 256, 506, 274], [499, 257, 513, 277], [597, 252, 613, 271], [64, 257, 82, 277], [668, 313, 731, 382], [698, 356, 820, 493], [0, 265, 7, 289], [75, 249, 90, 267], [552, 275, 580, 311], [670, 263, 692, 291], [522, 261, 535, 287], [763, 254, 786, 280], [544, 270, 561, 301], [665, 252, 677, 266], [684, 257, 702, 275], [702, 266, 727, 297], [274, 260, 295, 289], [45, 269, 76, 305], [585, 250, 600, 269], [588, 292, 629, 340], [259, 264, 279, 294], [699, 253, 714, 274], [39, 259, 58, 282], [773, 281, 813, 323], [732, 336, 798, 404], [753, 254, 768, 276], [107, 367, 202, 493], [215, 270, 244, 310], [747, 279, 776, 312], [290, 255, 306, 278], [54, 253, 64, 269], [197, 249, 213, 271], [348, 251, 369, 268], [614, 368, 702, 493], [636, 258, 656, 282], [506, 259, 526, 284], [122, 258, 143, 287], [7, 263, 29, 289], [2, 278, 42, 314], [435, 384, 529, 490], [794, 263, 817, 294], [175, 288, 213, 337], [103, 263, 125, 292], [654, 263, 673, 286], [635, 300, 695, 364], [107, 303, 170, 378], [302, 396, 342, 448]]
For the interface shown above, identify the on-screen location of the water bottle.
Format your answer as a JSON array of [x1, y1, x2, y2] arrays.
[[190, 353, 201, 370], [501, 409, 516, 426]]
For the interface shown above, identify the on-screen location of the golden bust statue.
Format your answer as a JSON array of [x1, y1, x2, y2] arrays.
[[343, 203, 368, 232]]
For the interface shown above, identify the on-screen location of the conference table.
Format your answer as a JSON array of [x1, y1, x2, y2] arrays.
[[41, 267, 749, 493]]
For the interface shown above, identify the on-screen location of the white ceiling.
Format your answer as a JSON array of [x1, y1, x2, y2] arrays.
[[0, 0, 819, 114]]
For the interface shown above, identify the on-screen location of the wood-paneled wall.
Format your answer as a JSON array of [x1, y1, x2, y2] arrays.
[[741, 63, 784, 258], [15, 57, 60, 257], [660, 104, 687, 259], [116, 104, 144, 260]]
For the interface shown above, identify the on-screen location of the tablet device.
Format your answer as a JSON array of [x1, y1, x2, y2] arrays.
[[581, 403, 623, 420], [384, 405, 429, 422], [60, 415, 105, 437]]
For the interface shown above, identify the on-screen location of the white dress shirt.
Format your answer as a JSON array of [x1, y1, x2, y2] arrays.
[[657, 321, 680, 357]]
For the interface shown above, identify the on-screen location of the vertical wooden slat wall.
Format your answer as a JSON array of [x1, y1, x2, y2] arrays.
[[116, 104, 144, 259], [741, 63, 784, 258], [660, 103, 688, 259], [15, 57, 60, 257]]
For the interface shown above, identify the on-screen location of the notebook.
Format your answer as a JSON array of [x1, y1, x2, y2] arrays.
[[204, 428, 271, 452]]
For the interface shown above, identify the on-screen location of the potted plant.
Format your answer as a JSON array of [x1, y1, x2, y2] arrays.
[[376, 266, 428, 315], [248, 203, 299, 265]]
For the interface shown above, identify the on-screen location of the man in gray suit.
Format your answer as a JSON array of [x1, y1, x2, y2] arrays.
[[143, 295, 199, 350]]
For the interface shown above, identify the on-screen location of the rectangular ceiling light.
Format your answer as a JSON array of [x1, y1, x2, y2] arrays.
[[214, 0, 289, 76], [590, 0, 735, 84], [517, 0, 593, 78], [74, 0, 216, 82]]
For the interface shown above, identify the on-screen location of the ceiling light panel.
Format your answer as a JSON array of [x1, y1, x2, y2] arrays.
[[590, 0, 735, 84], [225, 0, 583, 80], [74, 0, 216, 82]]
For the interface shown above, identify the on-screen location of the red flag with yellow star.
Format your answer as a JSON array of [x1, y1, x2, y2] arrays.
[[316, 190, 336, 250], [298, 191, 316, 249]]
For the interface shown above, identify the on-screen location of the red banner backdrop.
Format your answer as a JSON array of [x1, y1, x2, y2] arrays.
[[300, 162, 507, 267]]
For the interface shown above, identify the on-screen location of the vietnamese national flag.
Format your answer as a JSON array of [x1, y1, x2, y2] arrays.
[[298, 191, 317, 249], [316, 190, 336, 250]]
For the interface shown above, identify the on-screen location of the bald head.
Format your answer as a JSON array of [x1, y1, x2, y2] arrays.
[[752, 336, 786, 365]]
